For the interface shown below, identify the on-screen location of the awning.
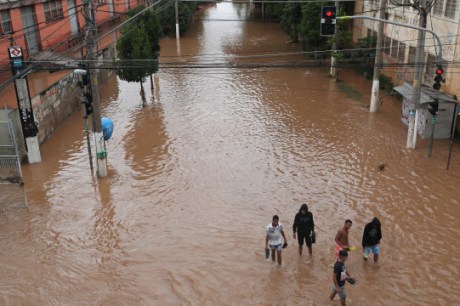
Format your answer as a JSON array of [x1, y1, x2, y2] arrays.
[[393, 82, 457, 104]]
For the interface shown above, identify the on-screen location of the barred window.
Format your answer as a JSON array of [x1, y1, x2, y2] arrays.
[[445, 0, 457, 18], [408, 46, 416, 65], [391, 39, 398, 58], [433, 0, 444, 15], [44, 0, 63, 22], [398, 42, 406, 63], [0, 10, 12, 34], [384, 36, 391, 54]]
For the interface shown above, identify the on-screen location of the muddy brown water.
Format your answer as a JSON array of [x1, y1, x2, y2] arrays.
[[1, 3, 460, 305]]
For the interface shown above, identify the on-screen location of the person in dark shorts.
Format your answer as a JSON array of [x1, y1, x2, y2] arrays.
[[330, 249, 352, 306], [292, 204, 315, 255]]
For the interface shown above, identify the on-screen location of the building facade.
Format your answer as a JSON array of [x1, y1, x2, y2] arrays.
[[0, 0, 141, 83], [352, 0, 459, 96]]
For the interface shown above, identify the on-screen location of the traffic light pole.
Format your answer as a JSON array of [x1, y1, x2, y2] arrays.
[[84, 0, 108, 177], [428, 116, 436, 157], [337, 16, 443, 67], [329, 1, 339, 78]]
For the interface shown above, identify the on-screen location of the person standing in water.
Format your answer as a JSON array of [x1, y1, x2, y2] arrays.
[[265, 215, 287, 265], [292, 204, 315, 255], [330, 249, 353, 306], [335, 219, 352, 259], [362, 217, 382, 262]]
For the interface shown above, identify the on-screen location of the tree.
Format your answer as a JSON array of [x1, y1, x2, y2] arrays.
[[280, 3, 302, 42], [158, 2, 195, 37], [298, 2, 329, 52], [116, 7, 161, 106]]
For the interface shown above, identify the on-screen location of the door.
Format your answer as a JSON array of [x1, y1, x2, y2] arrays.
[[68, 0, 79, 35], [20, 6, 39, 55]]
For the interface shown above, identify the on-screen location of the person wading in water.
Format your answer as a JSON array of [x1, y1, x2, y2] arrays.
[[292, 204, 315, 255]]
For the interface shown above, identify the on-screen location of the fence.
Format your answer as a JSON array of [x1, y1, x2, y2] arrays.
[[0, 120, 27, 209]]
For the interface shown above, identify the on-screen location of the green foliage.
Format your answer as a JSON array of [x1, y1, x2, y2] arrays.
[[379, 74, 394, 93], [298, 2, 329, 51], [116, 6, 161, 83], [158, 2, 196, 36], [351, 36, 377, 78], [256, 0, 285, 21], [280, 3, 302, 42]]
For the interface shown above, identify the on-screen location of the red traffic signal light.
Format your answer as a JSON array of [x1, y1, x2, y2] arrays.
[[320, 6, 336, 36], [433, 66, 444, 90]]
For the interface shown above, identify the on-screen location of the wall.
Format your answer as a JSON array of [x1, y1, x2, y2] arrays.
[[30, 72, 80, 143]]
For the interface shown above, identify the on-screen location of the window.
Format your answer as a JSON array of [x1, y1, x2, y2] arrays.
[[398, 42, 406, 63], [408, 46, 416, 65], [384, 36, 391, 54], [44, 0, 63, 22], [445, 0, 457, 18], [97, 0, 107, 6], [391, 39, 398, 58], [433, 0, 444, 15], [0, 10, 12, 34]]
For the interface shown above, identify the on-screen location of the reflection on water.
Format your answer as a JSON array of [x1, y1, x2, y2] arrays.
[[1, 2, 460, 305]]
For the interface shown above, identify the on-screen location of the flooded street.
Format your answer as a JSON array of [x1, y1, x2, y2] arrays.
[[1, 2, 460, 305]]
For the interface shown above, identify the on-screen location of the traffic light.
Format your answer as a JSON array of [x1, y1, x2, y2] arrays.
[[433, 66, 443, 90], [320, 6, 336, 36], [83, 92, 93, 118], [427, 99, 439, 116]]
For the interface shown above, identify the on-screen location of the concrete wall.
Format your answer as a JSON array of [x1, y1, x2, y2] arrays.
[[30, 72, 80, 143]]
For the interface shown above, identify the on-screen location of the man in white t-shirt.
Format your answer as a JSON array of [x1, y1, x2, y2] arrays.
[[265, 215, 287, 265]]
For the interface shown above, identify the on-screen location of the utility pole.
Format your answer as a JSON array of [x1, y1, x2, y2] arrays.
[[407, 0, 427, 149], [369, 0, 387, 112], [84, 0, 108, 177], [175, 0, 181, 54], [329, 0, 339, 78], [175, 0, 180, 40]]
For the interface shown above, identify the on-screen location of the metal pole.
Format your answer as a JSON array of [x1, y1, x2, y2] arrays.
[[337, 16, 443, 66], [407, 2, 427, 149], [428, 116, 436, 157], [369, 0, 387, 113], [330, 0, 339, 78], [446, 104, 458, 170], [84, 0, 108, 177], [76, 80, 94, 173], [175, 0, 180, 39]]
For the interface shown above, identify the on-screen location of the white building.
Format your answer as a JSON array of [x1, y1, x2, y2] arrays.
[[352, 0, 459, 96]]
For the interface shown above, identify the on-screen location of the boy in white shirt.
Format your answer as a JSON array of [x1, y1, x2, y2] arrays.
[[265, 215, 287, 265]]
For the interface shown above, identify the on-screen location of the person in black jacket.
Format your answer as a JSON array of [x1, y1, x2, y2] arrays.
[[361, 217, 382, 262], [292, 204, 315, 255]]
